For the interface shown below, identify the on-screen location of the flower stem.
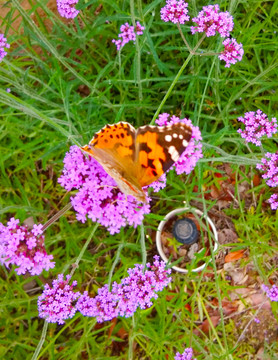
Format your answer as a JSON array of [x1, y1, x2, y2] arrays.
[[70, 223, 99, 278], [177, 23, 192, 52], [31, 321, 48, 360], [140, 224, 146, 267], [42, 202, 72, 232], [107, 243, 124, 289], [151, 33, 206, 124]]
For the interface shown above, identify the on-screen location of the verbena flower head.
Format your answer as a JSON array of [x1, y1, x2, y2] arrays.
[[0, 34, 10, 62], [268, 193, 278, 210], [58, 146, 150, 234], [256, 152, 278, 187], [76, 255, 172, 323], [56, 0, 79, 19], [38, 274, 80, 324], [262, 284, 278, 302], [191, 4, 234, 38], [160, 0, 190, 25], [112, 21, 144, 51], [237, 110, 277, 146], [219, 38, 244, 68], [0, 218, 55, 275], [155, 113, 203, 175], [175, 348, 196, 360]]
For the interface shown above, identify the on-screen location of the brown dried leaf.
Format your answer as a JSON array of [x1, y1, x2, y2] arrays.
[[195, 315, 220, 335], [225, 250, 245, 263], [253, 174, 261, 187]]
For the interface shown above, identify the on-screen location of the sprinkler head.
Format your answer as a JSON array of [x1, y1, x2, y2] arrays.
[[172, 218, 198, 245]]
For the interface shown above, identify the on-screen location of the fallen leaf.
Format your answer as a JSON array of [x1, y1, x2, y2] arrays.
[[117, 327, 128, 339], [253, 174, 260, 187], [218, 229, 238, 244], [108, 318, 117, 338], [194, 315, 220, 335], [225, 250, 245, 263]]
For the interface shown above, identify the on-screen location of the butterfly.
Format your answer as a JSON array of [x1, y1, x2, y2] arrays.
[[81, 121, 192, 203]]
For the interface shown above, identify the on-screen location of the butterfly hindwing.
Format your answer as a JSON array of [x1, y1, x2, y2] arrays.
[[135, 123, 192, 187]]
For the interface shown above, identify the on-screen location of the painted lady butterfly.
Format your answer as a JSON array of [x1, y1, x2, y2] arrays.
[[81, 122, 192, 203]]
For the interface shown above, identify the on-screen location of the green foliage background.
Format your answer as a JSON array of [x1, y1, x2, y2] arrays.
[[0, 0, 278, 359]]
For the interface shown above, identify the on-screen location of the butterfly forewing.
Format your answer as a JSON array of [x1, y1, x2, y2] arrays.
[[135, 123, 192, 187], [81, 122, 146, 201], [89, 122, 136, 161]]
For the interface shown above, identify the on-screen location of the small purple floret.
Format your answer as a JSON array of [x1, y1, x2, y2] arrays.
[[160, 0, 190, 25], [0, 218, 55, 275], [56, 0, 79, 19], [238, 110, 277, 146], [38, 274, 81, 324], [268, 194, 278, 210], [175, 347, 196, 360], [256, 152, 278, 188], [219, 38, 244, 67], [191, 4, 234, 38], [112, 21, 144, 51], [0, 34, 10, 62], [262, 284, 278, 302]]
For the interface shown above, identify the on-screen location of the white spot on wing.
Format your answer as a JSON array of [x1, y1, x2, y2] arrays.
[[182, 139, 188, 147], [165, 135, 172, 142], [168, 146, 180, 161], [173, 133, 178, 138], [179, 134, 183, 139]]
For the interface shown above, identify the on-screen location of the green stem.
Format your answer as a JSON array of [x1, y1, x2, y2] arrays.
[[140, 224, 146, 267], [31, 321, 48, 360], [130, 0, 143, 125], [107, 243, 124, 289], [177, 23, 192, 52], [42, 202, 73, 232], [70, 223, 99, 278], [151, 34, 206, 124]]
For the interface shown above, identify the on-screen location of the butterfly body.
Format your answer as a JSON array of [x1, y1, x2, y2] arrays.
[[81, 121, 192, 203]]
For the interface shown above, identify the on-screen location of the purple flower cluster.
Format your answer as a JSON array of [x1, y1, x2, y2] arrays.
[[256, 152, 278, 188], [268, 193, 278, 210], [58, 146, 150, 234], [262, 284, 278, 302], [112, 22, 144, 51], [160, 0, 190, 25], [0, 34, 10, 62], [218, 38, 244, 68], [238, 110, 278, 210], [155, 113, 203, 175], [37, 257, 171, 324], [76, 256, 172, 323], [237, 110, 277, 146], [56, 0, 79, 19], [38, 274, 80, 324], [175, 348, 196, 360], [191, 4, 234, 38], [0, 218, 55, 275]]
